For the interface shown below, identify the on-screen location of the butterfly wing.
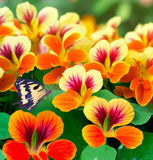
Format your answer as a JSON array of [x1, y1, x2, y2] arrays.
[[14, 79, 51, 111]]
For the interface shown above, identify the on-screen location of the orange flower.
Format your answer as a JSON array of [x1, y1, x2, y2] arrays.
[[2, 110, 77, 160], [36, 23, 90, 85], [125, 23, 153, 52], [52, 65, 103, 111], [85, 39, 130, 83], [82, 97, 143, 149], [0, 36, 36, 91]]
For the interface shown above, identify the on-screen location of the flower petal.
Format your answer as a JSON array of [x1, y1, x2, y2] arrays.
[[52, 89, 82, 111], [43, 67, 65, 85], [82, 124, 105, 148], [18, 52, 37, 76], [67, 49, 88, 62], [84, 97, 109, 127], [47, 139, 77, 160], [0, 56, 11, 71], [32, 151, 48, 160], [108, 98, 134, 129], [89, 40, 110, 63], [110, 61, 130, 83], [11, 36, 31, 59], [59, 65, 86, 94], [0, 73, 16, 92], [36, 111, 64, 147], [2, 140, 30, 160], [36, 53, 53, 70], [42, 34, 62, 55], [0, 26, 13, 36], [16, 2, 37, 24], [109, 39, 128, 64], [116, 126, 143, 149], [8, 110, 36, 145], [85, 69, 103, 92]]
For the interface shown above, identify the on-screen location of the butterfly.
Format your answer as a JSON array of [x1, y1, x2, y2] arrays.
[[14, 79, 51, 111]]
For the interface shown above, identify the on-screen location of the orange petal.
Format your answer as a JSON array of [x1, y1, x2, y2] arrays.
[[47, 139, 77, 160], [135, 80, 153, 106], [127, 40, 144, 51], [0, 26, 13, 36], [14, 18, 22, 30], [42, 35, 62, 55], [52, 89, 82, 112], [0, 73, 16, 92], [2, 140, 30, 160], [36, 111, 64, 145], [18, 53, 37, 76], [64, 32, 81, 50], [8, 110, 36, 145], [36, 53, 53, 70], [110, 61, 130, 83], [43, 67, 65, 85], [0, 57, 11, 71], [32, 151, 48, 160], [116, 126, 143, 149], [67, 49, 88, 62], [81, 88, 92, 105], [82, 124, 105, 148]]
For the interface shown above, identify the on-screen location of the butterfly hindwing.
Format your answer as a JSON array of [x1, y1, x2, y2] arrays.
[[14, 79, 51, 111]]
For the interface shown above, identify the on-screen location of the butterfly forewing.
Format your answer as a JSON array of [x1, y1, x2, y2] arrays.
[[14, 79, 51, 111]]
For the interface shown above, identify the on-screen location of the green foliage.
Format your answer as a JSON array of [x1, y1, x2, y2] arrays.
[[80, 145, 117, 160], [0, 149, 5, 160]]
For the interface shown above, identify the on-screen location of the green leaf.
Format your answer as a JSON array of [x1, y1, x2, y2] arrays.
[[30, 89, 87, 160], [0, 113, 11, 140], [0, 149, 5, 160], [80, 145, 117, 160], [93, 89, 151, 125], [117, 132, 153, 160]]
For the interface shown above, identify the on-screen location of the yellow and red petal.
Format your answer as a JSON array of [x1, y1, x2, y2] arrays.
[[8, 110, 36, 144], [2, 140, 30, 160], [85, 69, 103, 93], [0, 26, 13, 36], [0, 73, 16, 92], [108, 98, 134, 129], [116, 126, 143, 149], [11, 36, 31, 59], [110, 61, 130, 83], [84, 97, 109, 126], [82, 124, 105, 148], [52, 89, 82, 112], [89, 40, 110, 63], [42, 35, 62, 55], [18, 52, 37, 76], [43, 67, 65, 85], [67, 49, 88, 62], [47, 139, 77, 160], [59, 65, 86, 93], [134, 80, 153, 106], [109, 39, 128, 64], [16, 2, 37, 24], [36, 111, 64, 146], [36, 53, 53, 70]]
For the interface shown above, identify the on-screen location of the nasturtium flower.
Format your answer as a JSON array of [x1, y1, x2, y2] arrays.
[[0, 36, 36, 91], [2, 110, 77, 160], [125, 22, 153, 52], [84, 39, 130, 83], [14, 1, 58, 54], [117, 47, 153, 106], [36, 23, 90, 85], [82, 97, 143, 149], [90, 16, 121, 42], [52, 65, 103, 111]]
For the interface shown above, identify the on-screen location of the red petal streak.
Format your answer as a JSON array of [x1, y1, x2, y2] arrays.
[[82, 124, 105, 148], [47, 139, 77, 160], [36, 111, 64, 148], [2, 140, 30, 160], [23, 9, 34, 25], [109, 46, 120, 64], [95, 48, 107, 64]]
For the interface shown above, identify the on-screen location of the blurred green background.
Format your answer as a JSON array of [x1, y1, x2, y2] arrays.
[[1, 0, 153, 36]]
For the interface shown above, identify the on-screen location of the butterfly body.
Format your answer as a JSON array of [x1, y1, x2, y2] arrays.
[[14, 79, 51, 111]]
